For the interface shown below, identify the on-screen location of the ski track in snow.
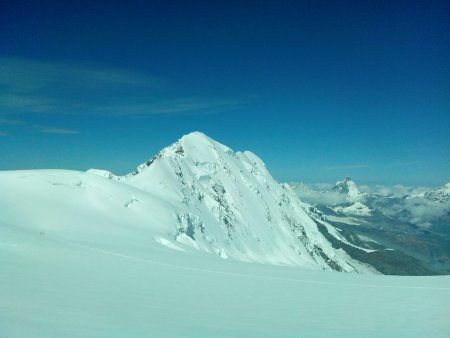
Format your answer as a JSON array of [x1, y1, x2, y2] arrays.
[[50, 236, 450, 291]]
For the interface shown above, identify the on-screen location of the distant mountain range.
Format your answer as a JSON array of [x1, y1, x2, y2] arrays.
[[421, 183, 450, 202], [291, 178, 450, 274]]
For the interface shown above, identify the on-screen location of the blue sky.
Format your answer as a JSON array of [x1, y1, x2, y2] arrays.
[[0, 0, 449, 185]]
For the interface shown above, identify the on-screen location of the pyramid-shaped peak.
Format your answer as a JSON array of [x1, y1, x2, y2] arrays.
[[333, 177, 356, 189], [332, 177, 363, 202]]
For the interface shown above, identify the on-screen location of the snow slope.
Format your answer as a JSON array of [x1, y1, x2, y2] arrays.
[[1, 215, 449, 338]]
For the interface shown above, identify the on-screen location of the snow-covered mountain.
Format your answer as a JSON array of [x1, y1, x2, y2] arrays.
[[0, 132, 373, 273], [331, 177, 364, 203], [329, 177, 371, 216], [94, 132, 373, 271], [422, 183, 450, 202]]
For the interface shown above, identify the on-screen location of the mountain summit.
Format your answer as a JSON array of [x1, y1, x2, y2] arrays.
[[332, 177, 363, 202]]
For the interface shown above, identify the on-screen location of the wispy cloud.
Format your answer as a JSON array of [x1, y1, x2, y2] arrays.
[[0, 58, 153, 91], [31, 124, 80, 135], [0, 118, 26, 125], [324, 164, 372, 171], [91, 97, 244, 116], [39, 128, 80, 135], [0, 58, 243, 116]]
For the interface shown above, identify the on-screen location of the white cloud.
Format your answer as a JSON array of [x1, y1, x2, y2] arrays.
[[373, 196, 450, 228], [291, 183, 348, 205], [299, 190, 348, 205], [358, 184, 431, 197]]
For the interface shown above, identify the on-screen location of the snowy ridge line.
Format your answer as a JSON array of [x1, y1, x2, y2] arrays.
[[50, 237, 450, 291]]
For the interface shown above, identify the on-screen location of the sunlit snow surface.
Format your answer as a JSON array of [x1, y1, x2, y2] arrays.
[[0, 171, 449, 337]]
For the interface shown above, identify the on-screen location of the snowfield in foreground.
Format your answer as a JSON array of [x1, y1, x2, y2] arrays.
[[1, 132, 449, 337], [1, 217, 449, 337]]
